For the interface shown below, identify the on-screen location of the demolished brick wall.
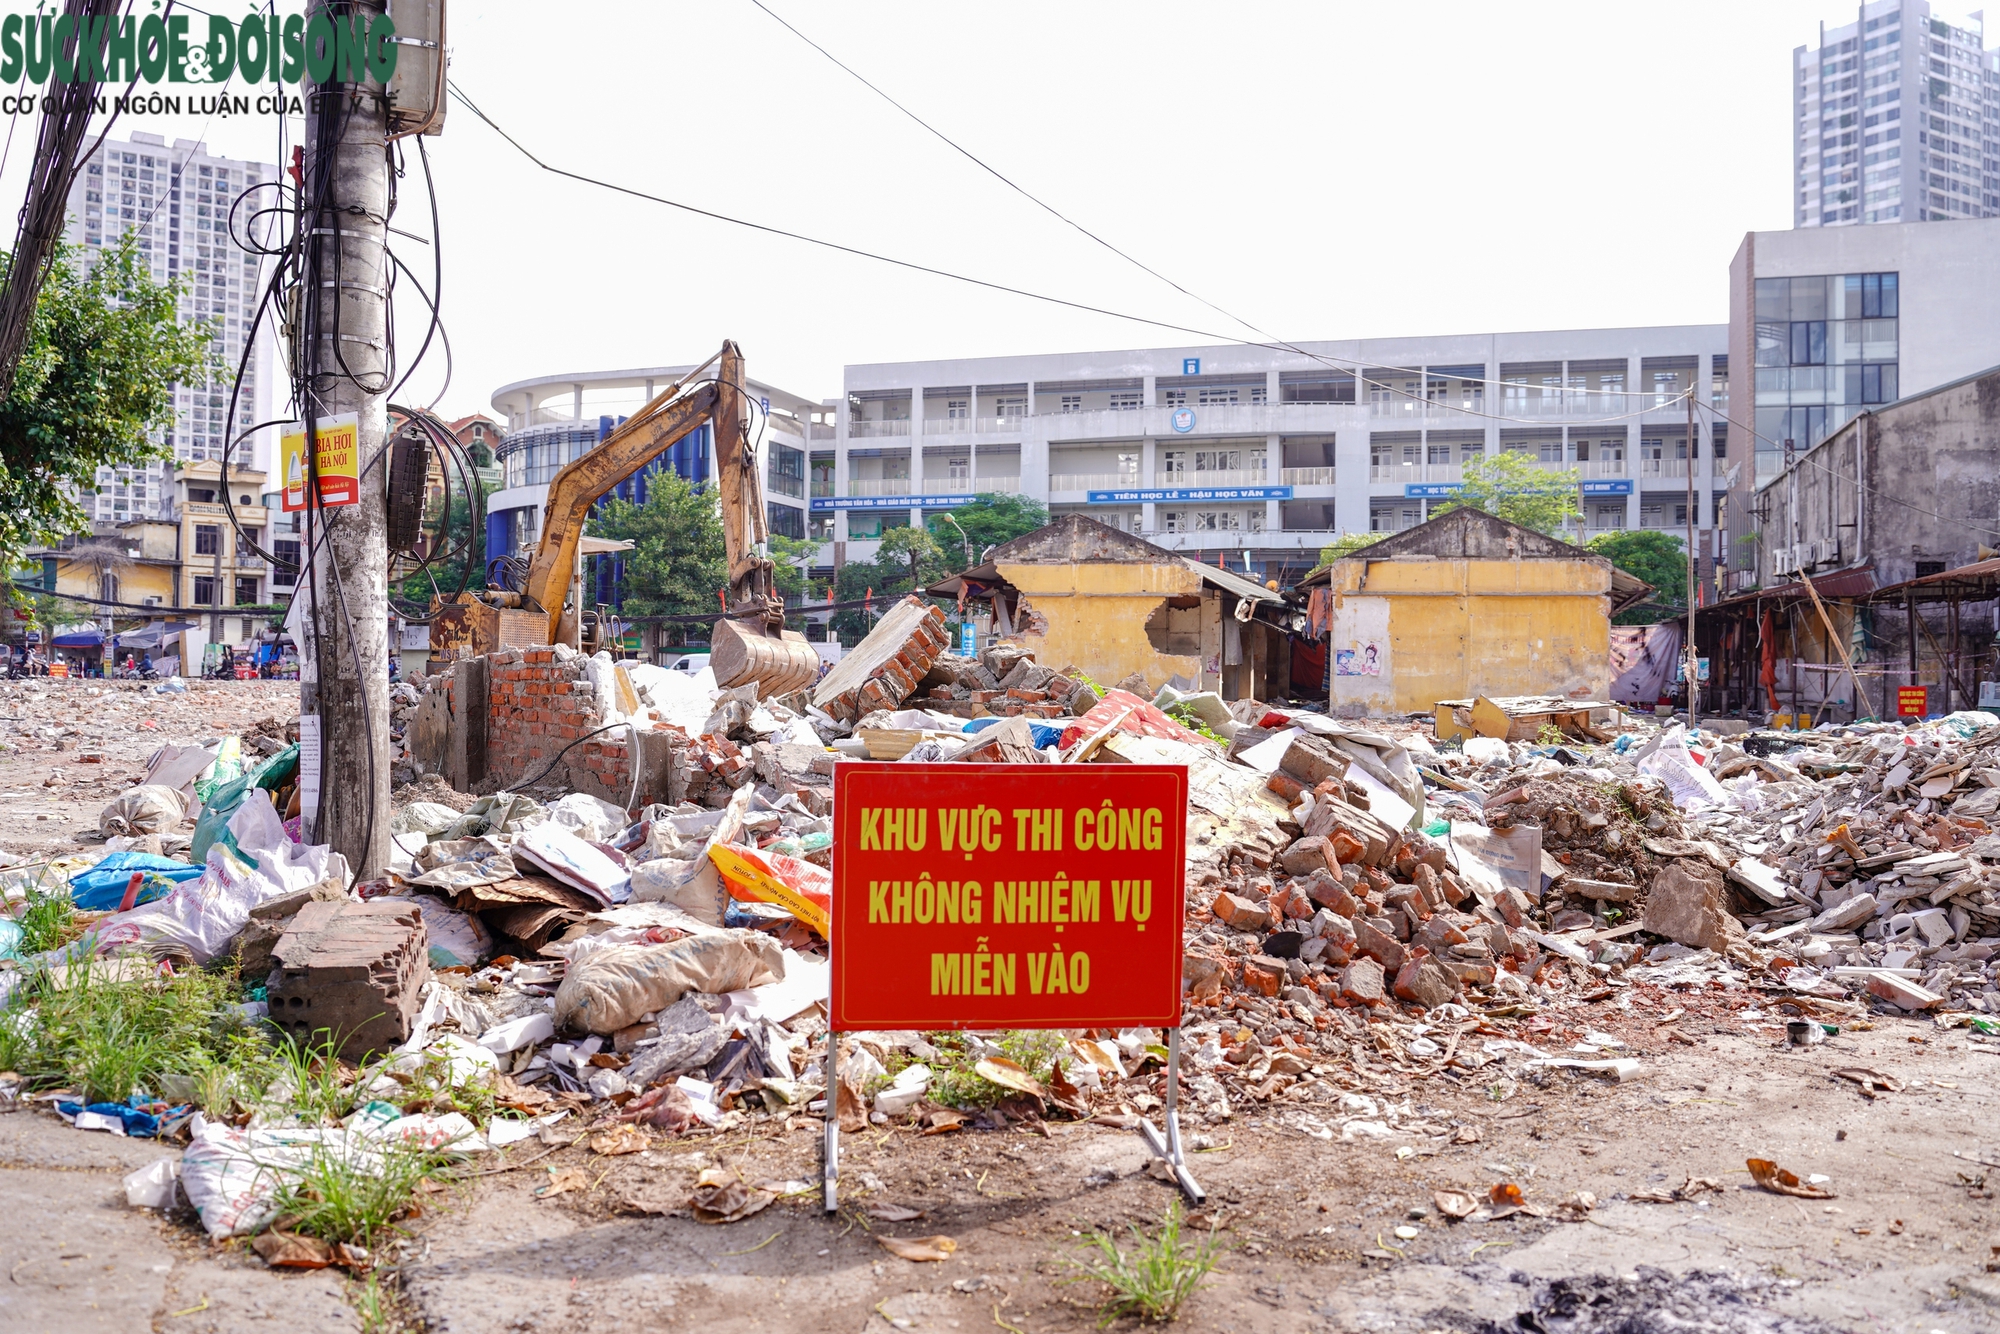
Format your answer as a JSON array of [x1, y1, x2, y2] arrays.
[[447, 648, 687, 804]]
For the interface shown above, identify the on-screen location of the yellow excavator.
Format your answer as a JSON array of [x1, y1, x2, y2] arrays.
[[433, 341, 820, 696]]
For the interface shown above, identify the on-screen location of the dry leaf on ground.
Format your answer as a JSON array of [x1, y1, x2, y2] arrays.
[[250, 1231, 334, 1269], [691, 1167, 776, 1224], [588, 1124, 650, 1156], [878, 1234, 957, 1262], [866, 1202, 926, 1222], [536, 1167, 592, 1199], [1748, 1158, 1835, 1199], [1433, 1189, 1477, 1220]]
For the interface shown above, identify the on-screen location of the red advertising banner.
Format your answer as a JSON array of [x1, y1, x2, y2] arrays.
[[1897, 685, 1928, 718], [830, 763, 1187, 1031]]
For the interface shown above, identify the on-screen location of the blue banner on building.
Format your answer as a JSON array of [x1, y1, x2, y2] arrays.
[[1579, 479, 1634, 496], [811, 495, 933, 511], [1084, 485, 1293, 503], [1403, 482, 1463, 499]]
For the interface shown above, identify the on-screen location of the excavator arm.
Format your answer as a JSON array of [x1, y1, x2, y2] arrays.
[[524, 381, 718, 646], [510, 340, 817, 695]]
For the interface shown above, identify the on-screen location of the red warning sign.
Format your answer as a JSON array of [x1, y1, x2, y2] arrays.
[[829, 763, 1187, 1031]]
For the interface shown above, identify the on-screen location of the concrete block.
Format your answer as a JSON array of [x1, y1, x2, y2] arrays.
[[267, 900, 431, 1060]]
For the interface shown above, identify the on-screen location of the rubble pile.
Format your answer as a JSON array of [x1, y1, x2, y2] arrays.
[[18, 604, 2000, 1235]]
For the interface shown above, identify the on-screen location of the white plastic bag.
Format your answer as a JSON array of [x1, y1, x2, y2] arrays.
[[123, 1156, 181, 1209], [92, 790, 336, 964], [99, 785, 187, 837], [546, 792, 629, 844]]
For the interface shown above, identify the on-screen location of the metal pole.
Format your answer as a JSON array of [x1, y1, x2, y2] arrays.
[[1685, 384, 1698, 727], [304, 3, 393, 876], [822, 1027, 839, 1213], [1906, 586, 1920, 717]]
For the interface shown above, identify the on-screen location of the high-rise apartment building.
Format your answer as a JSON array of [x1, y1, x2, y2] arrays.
[[62, 131, 279, 524], [1794, 0, 1999, 227]]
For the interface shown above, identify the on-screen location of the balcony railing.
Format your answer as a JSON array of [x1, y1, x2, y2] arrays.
[[838, 476, 1023, 498], [767, 473, 805, 498], [1280, 466, 1336, 485], [845, 477, 916, 496], [919, 476, 1020, 495], [1574, 457, 1628, 479], [849, 419, 911, 439], [975, 415, 1026, 434], [1050, 473, 1138, 492], [810, 479, 834, 497], [808, 423, 835, 440], [1496, 395, 1567, 418], [1367, 462, 1462, 483], [1154, 469, 1268, 487], [1637, 457, 1691, 479], [923, 416, 974, 434]]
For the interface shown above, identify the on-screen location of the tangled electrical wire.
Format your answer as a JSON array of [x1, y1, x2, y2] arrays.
[[187, 43, 456, 873]]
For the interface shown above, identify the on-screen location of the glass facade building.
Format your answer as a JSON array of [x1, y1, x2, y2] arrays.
[[1753, 271, 1901, 482]]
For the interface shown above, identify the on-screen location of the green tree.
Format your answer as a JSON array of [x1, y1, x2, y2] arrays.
[[1316, 531, 1386, 565], [0, 238, 210, 587], [590, 472, 727, 621], [1430, 451, 1580, 534], [1587, 529, 1688, 625], [926, 492, 1048, 572], [877, 524, 945, 593]]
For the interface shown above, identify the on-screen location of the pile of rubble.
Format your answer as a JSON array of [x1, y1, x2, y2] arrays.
[[21, 593, 2000, 1191]]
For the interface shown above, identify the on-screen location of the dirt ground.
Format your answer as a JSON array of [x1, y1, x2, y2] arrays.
[[7, 678, 2000, 1331], [0, 679, 300, 858]]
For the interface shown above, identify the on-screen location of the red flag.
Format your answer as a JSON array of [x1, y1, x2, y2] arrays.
[[717, 588, 727, 611]]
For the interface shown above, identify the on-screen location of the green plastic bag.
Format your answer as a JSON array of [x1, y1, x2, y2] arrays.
[[190, 743, 299, 866]]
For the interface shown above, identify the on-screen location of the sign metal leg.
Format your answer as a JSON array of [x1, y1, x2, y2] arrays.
[[823, 1027, 840, 1213], [1135, 1025, 1204, 1205]]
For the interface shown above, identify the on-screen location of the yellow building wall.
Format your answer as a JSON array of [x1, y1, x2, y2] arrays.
[[1326, 558, 1613, 716], [997, 559, 1206, 693]]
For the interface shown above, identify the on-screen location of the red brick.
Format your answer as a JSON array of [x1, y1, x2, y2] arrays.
[[1338, 957, 1385, 1005], [1240, 955, 1285, 997], [1211, 892, 1273, 932]]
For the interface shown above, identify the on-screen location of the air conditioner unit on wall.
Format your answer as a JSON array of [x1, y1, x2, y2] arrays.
[[1771, 546, 1794, 577]]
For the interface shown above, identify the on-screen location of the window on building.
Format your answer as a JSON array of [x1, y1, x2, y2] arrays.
[[946, 398, 968, 419], [1162, 388, 1187, 407], [947, 457, 969, 484], [187, 487, 216, 503], [273, 539, 300, 587], [995, 396, 1025, 420], [1060, 395, 1082, 413], [234, 576, 259, 606], [192, 575, 217, 604], [1915, 559, 1947, 577], [1109, 392, 1141, 411], [1198, 386, 1238, 406], [766, 503, 804, 540], [1159, 451, 1186, 477], [194, 524, 219, 555]]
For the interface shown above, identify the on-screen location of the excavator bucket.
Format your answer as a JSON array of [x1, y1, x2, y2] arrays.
[[710, 616, 821, 698]]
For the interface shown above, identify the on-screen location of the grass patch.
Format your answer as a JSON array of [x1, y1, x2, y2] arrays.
[[1064, 1200, 1222, 1326], [925, 1030, 1068, 1110], [1162, 703, 1227, 749], [16, 884, 81, 955], [269, 1136, 449, 1251], [0, 956, 265, 1103]]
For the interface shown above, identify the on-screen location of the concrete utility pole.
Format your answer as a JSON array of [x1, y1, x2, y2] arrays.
[[303, 0, 392, 876], [1685, 378, 1698, 730]]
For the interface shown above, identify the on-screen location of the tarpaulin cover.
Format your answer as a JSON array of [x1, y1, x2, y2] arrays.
[[1609, 622, 1681, 706], [68, 852, 205, 911], [963, 716, 1063, 749], [1058, 688, 1209, 751]]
